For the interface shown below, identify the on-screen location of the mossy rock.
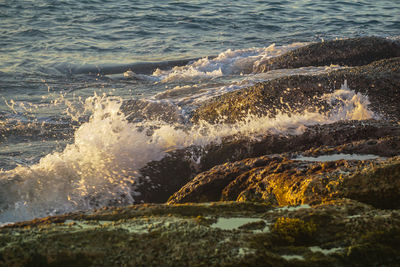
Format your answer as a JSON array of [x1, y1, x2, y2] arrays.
[[271, 217, 317, 246]]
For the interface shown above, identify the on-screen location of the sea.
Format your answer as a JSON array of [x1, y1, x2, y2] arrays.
[[0, 0, 399, 225]]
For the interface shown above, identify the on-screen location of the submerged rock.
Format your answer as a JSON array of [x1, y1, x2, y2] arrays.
[[254, 36, 400, 72], [1, 201, 399, 266], [193, 57, 400, 123]]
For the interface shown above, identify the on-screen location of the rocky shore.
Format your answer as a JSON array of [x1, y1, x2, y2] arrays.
[[1, 200, 400, 266], [136, 120, 400, 205], [1, 37, 400, 266]]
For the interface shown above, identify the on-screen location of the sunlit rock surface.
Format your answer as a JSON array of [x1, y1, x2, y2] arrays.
[[253, 36, 400, 72], [120, 99, 185, 124], [193, 57, 400, 123], [137, 120, 400, 204], [168, 154, 400, 209]]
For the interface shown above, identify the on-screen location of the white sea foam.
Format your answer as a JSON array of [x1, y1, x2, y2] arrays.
[[144, 43, 308, 83], [125, 44, 345, 110], [152, 66, 344, 106], [322, 80, 375, 120], [0, 82, 375, 223]]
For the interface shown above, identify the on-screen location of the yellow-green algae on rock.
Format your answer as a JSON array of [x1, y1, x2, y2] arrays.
[[169, 154, 400, 210], [1, 201, 400, 266]]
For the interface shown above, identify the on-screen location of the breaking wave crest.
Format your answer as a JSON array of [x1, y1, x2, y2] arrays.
[[123, 43, 308, 82]]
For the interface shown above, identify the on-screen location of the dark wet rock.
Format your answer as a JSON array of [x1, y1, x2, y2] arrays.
[[120, 99, 184, 123], [193, 57, 400, 123], [199, 120, 400, 169], [135, 147, 202, 203], [1, 201, 399, 266], [168, 153, 400, 210], [135, 120, 400, 204], [254, 36, 400, 72]]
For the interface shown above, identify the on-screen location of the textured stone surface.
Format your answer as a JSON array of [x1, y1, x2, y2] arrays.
[[120, 99, 184, 123], [253, 36, 400, 72], [135, 120, 400, 204], [193, 57, 400, 123], [168, 153, 400, 210], [1, 201, 399, 266]]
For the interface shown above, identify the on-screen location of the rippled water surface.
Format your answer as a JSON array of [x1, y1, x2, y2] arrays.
[[1, 0, 399, 74]]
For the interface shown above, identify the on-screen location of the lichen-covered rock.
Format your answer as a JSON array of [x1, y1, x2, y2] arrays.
[[1, 201, 399, 266], [193, 57, 400, 123], [168, 153, 400, 210], [253, 36, 400, 72], [167, 156, 282, 204]]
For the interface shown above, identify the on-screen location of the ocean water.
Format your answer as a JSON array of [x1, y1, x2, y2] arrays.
[[0, 0, 399, 224]]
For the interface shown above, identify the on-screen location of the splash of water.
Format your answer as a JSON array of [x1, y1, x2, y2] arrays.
[[322, 80, 375, 120], [0, 83, 374, 223]]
